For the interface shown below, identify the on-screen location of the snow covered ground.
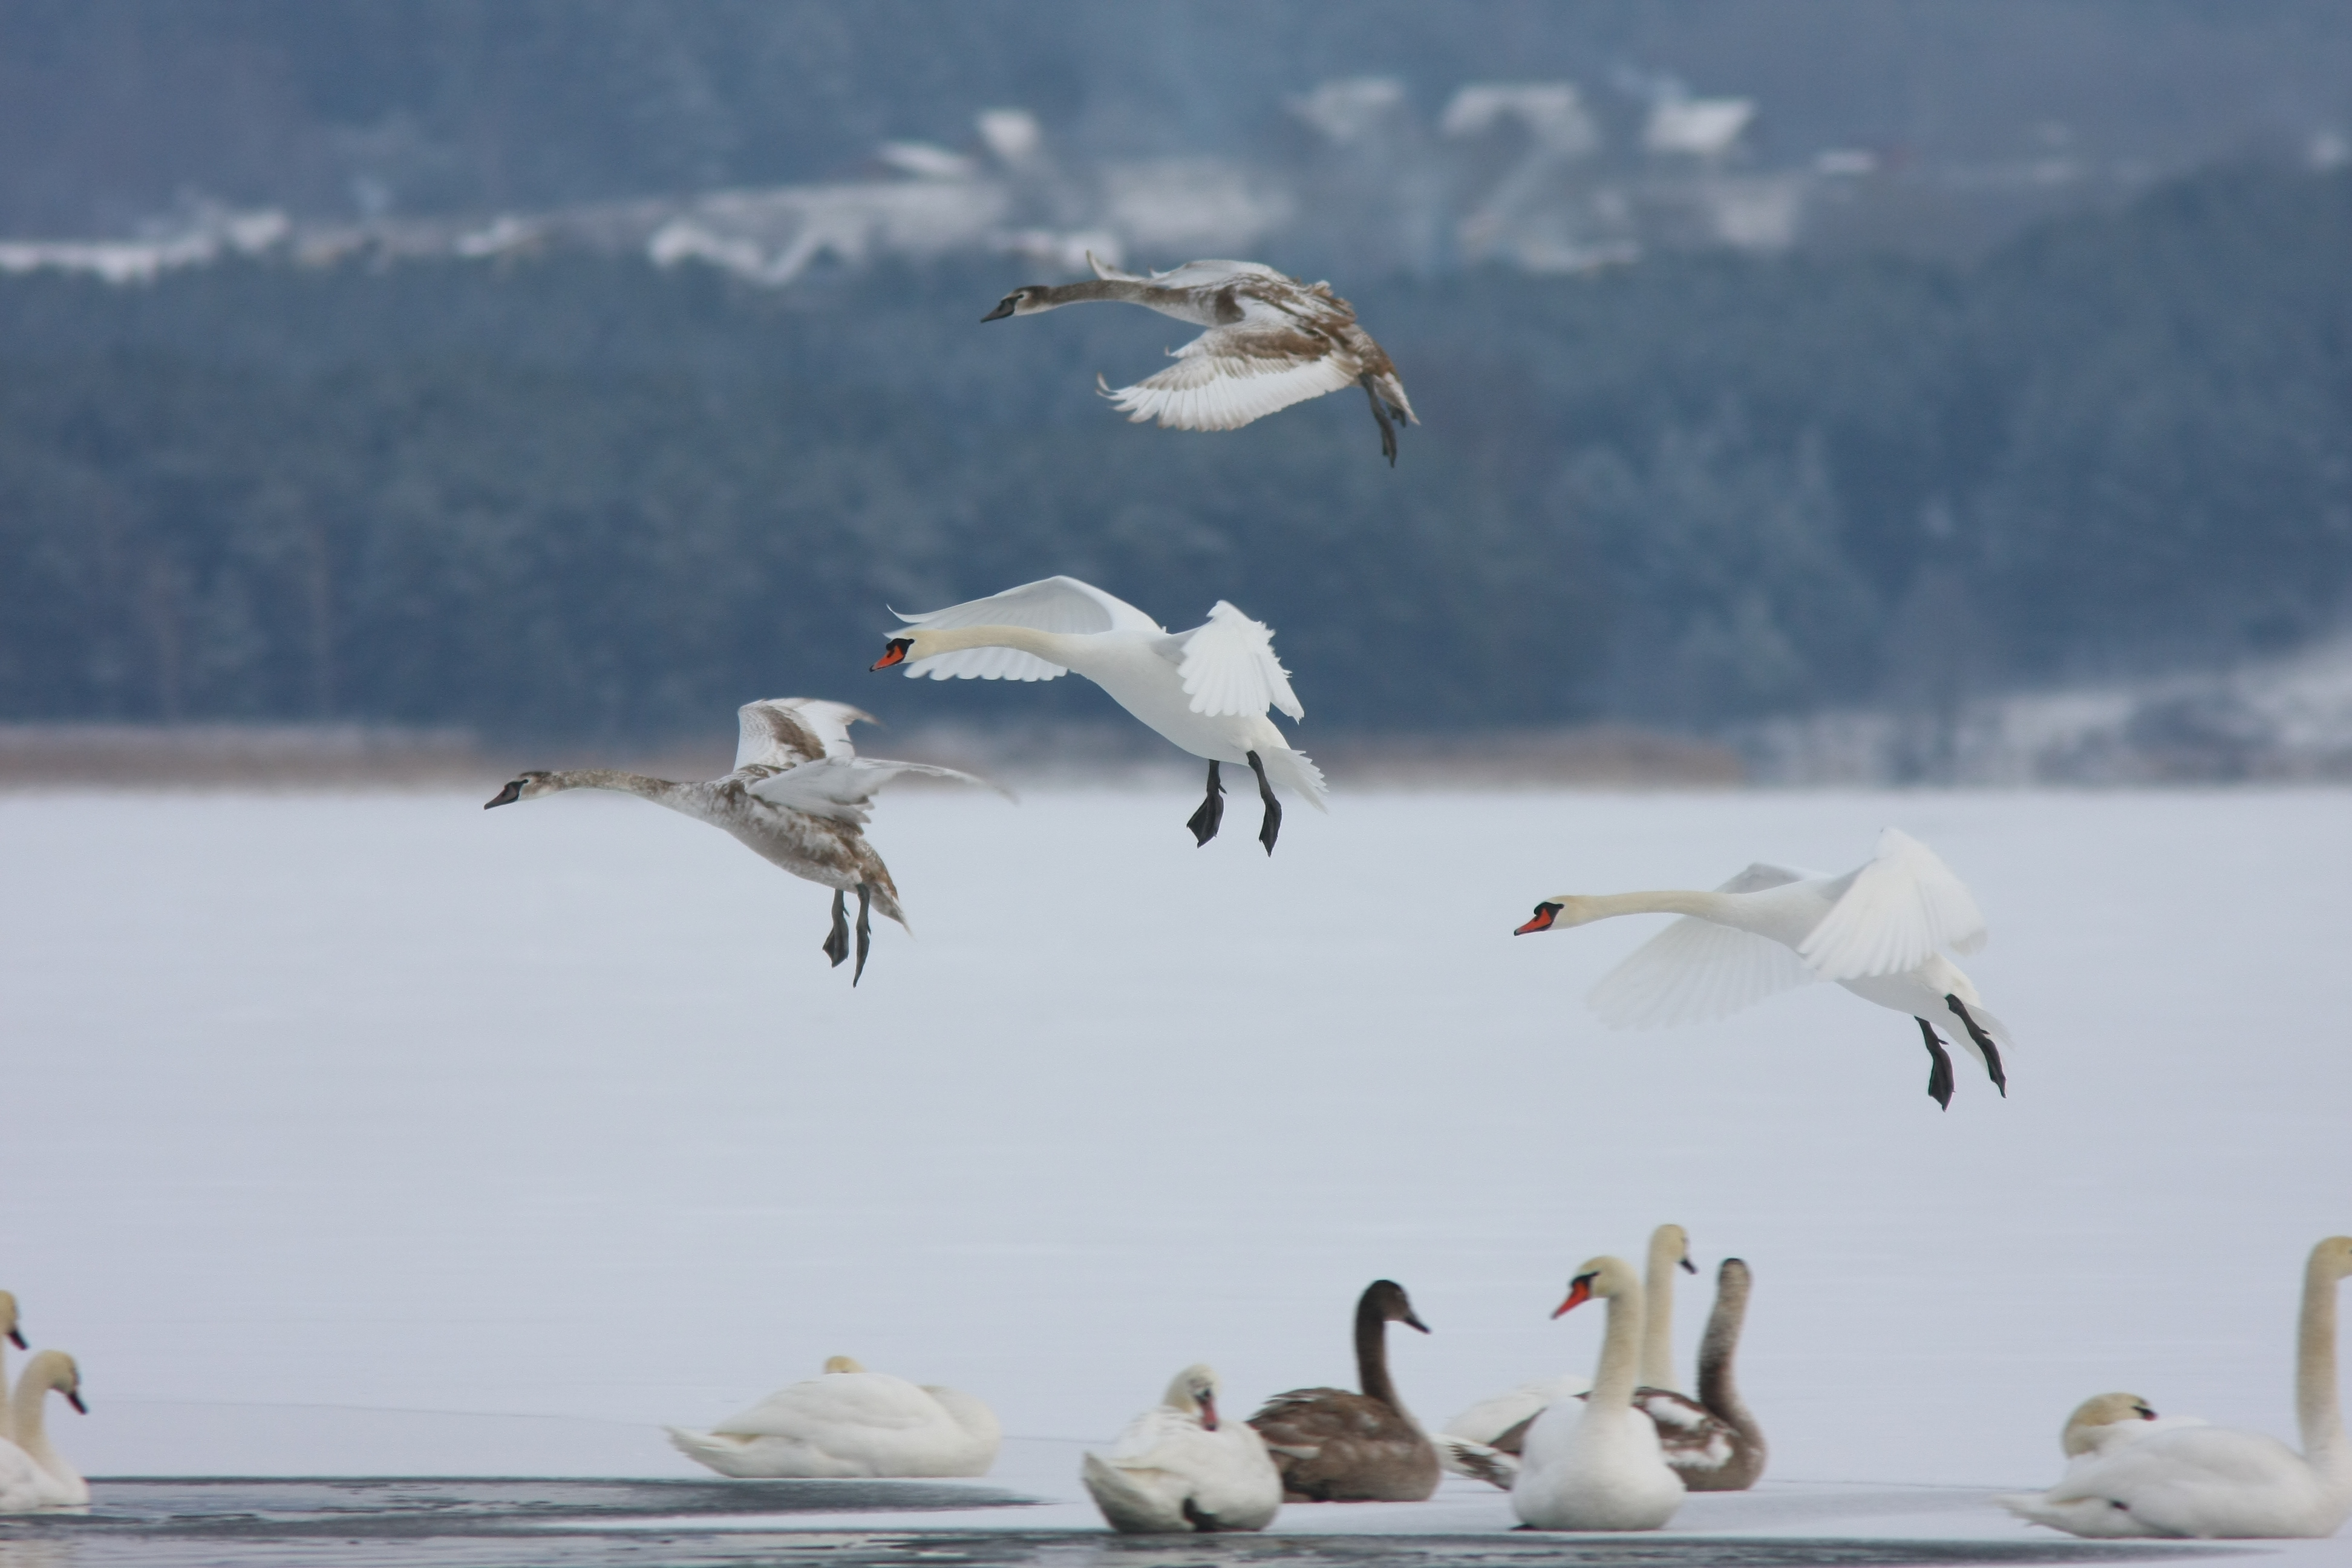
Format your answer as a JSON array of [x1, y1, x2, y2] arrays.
[[1, 785, 2345, 1553]]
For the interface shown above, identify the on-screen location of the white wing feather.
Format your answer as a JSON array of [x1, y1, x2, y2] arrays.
[[1798, 828, 1988, 981], [1175, 601, 1304, 720], [748, 756, 1006, 825], [1101, 332, 1357, 432], [1589, 916, 1820, 1029], [734, 698, 873, 770], [891, 575, 1162, 683]]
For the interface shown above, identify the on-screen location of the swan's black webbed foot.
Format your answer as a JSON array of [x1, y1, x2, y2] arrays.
[[852, 882, 874, 986], [1360, 372, 1400, 466], [823, 889, 851, 968], [1245, 750, 1282, 854], [1186, 759, 1225, 846], [1945, 994, 2008, 1096], [1916, 1017, 1956, 1109]]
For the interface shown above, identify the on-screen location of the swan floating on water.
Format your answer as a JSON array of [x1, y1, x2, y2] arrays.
[[1511, 1256, 1685, 1531], [982, 253, 1417, 463], [0, 1350, 88, 1511], [1247, 1279, 1440, 1501], [1082, 1365, 1282, 1533], [1515, 828, 2014, 1106], [667, 1354, 1002, 1478], [874, 576, 1325, 852], [486, 697, 1001, 982], [1997, 1236, 2352, 1538]]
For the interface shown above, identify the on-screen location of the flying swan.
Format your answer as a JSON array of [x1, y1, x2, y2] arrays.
[[1996, 1236, 2352, 1539], [667, 1354, 1002, 1478], [486, 697, 1002, 982], [872, 576, 1326, 852], [1082, 1365, 1283, 1533], [1514, 828, 2013, 1107], [982, 253, 1418, 463]]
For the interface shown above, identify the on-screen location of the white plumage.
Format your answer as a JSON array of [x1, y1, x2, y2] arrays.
[[1081, 1365, 1282, 1534], [667, 1356, 1001, 1479]]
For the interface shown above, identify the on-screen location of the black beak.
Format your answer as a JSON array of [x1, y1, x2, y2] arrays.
[[981, 296, 1018, 322], [65, 1388, 87, 1415], [5, 1328, 22, 1350], [1680, 1257, 1698, 1275], [1403, 1311, 1431, 1334], [485, 780, 524, 809]]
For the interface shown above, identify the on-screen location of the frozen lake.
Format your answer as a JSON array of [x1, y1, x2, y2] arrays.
[[0, 785, 2345, 1558]]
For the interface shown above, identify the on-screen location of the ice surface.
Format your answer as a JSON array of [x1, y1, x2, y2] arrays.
[[0, 787, 2347, 1553]]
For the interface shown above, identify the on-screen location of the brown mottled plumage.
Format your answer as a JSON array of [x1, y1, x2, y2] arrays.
[[1247, 1280, 1440, 1503]]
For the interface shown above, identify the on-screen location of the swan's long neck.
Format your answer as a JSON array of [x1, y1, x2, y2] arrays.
[[0, 1336, 11, 1447], [542, 769, 698, 809], [8, 1371, 71, 1486], [2296, 1249, 2345, 1463], [1031, 279, 1211, 323], [1576, 890, 1732, 924], [1697, 1262, 1763, 1448], [1590, 1275, 1647, 1414], [1642, 1232, 1682, 1393], [1354, 1299, 1405, 1414], [910, 624, 1089, 669]]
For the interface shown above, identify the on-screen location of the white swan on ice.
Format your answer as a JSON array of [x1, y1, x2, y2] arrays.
[[873, 575, 1326, 852], [1511, 1256, 1685, 1531], [1997, 1236, 2352, 1538], [2058, 1392, 2208, 1463], [666, 1354, 1002, 1478], [1515, 828, 2014, 1106], [1081, 1365, 1282, 1533], [982, 253, 1417, 463]]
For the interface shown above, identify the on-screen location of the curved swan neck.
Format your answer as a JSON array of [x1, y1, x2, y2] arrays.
[[2297, 1246, 2345, 1460], [1642, 1228, 1685, 1393], [1354, 1298, 1404, 1413], [1696, 1261, 1762, 1445], [1579, 890, 1730, 923], [1591, 1274, 1647, 1412], [8, 1359, 70, 1483]]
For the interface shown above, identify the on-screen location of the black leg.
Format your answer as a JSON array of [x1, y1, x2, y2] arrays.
[[823, 889, 851, 968], [1916, 1018, 1955, 1110], [1945, 995, 2008, 1097], [1360, 373, 1399, 466], [852, 883, 874, 985], [1245, 750, 1282, 854], [1186, 759, 1224, 846]]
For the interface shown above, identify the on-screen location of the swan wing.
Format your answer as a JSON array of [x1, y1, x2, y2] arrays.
[[1589, 916, 1819, 1029], [1432, 1432, 1520, 1489], [892, 575, 1163, 682], [1716, 862, 1815, 895], [1798, 828, 1988, 980], [749, 756, 1008, 823], [1174, 601, 1304, 720], [735, 698, 875, 769], [1141, 259, 1287, 289], [1101, 324, 1357, 432]]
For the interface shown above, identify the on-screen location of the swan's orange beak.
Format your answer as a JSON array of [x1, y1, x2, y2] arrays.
[[1552, 1275, 1595, 1319], [871, 638, 912, 671], [1198, 1391, 1218, 1431], [1516, 901, 1561, 935]]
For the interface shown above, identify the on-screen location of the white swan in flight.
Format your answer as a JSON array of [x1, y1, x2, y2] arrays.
[[485, 697, 1002, 982], [1997, 1236, 2352, 1538], [0, 1350, 88, 1511], [667, 1354, 1002, 1478], [982, 253, 1418, 463], [1514, 828, 2013, 1107], [1082, 1365, 1283, 1533], [872, 576, 1325, 853]]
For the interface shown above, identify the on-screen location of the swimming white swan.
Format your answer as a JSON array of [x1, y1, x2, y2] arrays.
[[1998, 1236, 2352, 1538], [1082, 1365, 1282, 1533], [1515, 828, 2013, 1107], [2059, 1393, 2207, 1462], [872, 576, 1326, 852], [0, 1350, 88, 1511], [486, 697, 1001, 982], [667, 1354, 1002, 1478], [1512, 1256, 1685, 1531], [982, 253, 1417, 463], [1248, 1280, 1440, 1501], [0, 1292, 22, 1445]]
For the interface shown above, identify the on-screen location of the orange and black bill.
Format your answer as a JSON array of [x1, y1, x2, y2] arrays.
[[1516, 901, 1561, 935]]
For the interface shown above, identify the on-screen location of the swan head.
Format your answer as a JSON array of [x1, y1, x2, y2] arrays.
[[1651, 1223, 1698, 1276], [1163, 1364, 1223, 1429], [0, 1291, 21, 1351], [871, 636, 916, 670], [981, 286, 1056, 321], [2312, 1235, 2352, 1284], [822, 1356, 867, 1374], [21, 1350, 85, 1414], [484, 770, 558, 808], [2060, 1393, 2159, 1457], [1553, 1255, 1638, 1318], [1362, 1278, 1431, 1334], [1514, 897, 1604, 935]]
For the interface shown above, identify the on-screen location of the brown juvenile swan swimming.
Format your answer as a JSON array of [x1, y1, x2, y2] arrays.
[[484, 697, 1001, 982], [1248, 1279, 1440, 1502], [982, 253, 1418, 464]]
